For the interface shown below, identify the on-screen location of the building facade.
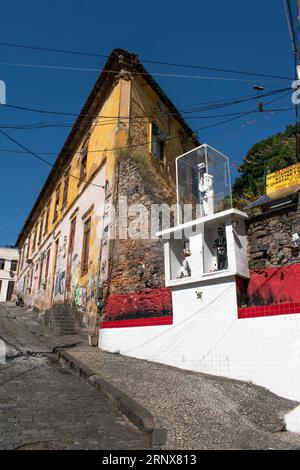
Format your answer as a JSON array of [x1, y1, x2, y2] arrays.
[[15, 49, 197, 332], [0, 247, 18, 302]]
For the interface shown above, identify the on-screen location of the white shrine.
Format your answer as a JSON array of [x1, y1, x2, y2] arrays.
[[158, 144, 250, 286]]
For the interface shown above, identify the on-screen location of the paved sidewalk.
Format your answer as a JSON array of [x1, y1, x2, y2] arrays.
[[60, 343, 300, 450], [2, 303, 300, 450]]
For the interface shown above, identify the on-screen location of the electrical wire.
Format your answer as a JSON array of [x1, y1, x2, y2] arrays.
[[0, 107, 293, 131], [283, 0, 298, 56], [0, 200, 35, 225], [0, 40, 293, 81], [1, 87, 291, 121], [0, 128, 105, 188], [0, 61, 291, 84]]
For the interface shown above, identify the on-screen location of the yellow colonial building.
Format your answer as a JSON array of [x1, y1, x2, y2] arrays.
[[15, 49, 198, 333]]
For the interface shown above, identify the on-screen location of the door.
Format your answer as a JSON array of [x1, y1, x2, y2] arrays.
[[6, 281, 14, 301]]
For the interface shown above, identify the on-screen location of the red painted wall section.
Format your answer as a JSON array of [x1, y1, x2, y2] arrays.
[[237, 263, 300, 318], [104, 287, 172, 322], [237, 263, 300, 306]]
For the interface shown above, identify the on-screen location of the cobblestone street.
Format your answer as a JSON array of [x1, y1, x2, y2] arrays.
[[0, 304, 147, 450], [1, 302, 300, 450]]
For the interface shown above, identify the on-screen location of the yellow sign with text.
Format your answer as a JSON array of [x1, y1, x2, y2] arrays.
[[266, 163, 300, 199]]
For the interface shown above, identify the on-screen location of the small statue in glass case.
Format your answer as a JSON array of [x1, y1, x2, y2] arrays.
[[213, 227, 227, 270], [179, 241, 191, 278], [197, 162, 215, 217]]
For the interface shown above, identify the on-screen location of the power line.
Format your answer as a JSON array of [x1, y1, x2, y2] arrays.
[[0, 200, 35, 225], [0, 100, 293, 160], [0, 61, 290, 83], [283, 0, 298, 56], [0, 128, 105, 188], [0, 107, 294, 240], [0, 40, 293, 81], [0, 111, 258, 168], [0, 107, 293, 131], [0, 128, 53, 167], [1, 87, 291, 120]]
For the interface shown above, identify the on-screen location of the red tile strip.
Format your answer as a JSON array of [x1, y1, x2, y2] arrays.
[[238, 302, 300, 319], [100, 315, 173, 329]]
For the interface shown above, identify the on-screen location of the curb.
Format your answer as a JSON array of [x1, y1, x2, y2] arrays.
[[55, 348, 167, 448]]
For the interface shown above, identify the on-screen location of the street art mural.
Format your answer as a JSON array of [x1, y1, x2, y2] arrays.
[[17, 166, 106, 322]]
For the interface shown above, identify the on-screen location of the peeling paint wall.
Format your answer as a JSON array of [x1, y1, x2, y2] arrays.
[[17, 167, 106, 329], [129, 76, 196, 183], [15, 76, 125, 328]]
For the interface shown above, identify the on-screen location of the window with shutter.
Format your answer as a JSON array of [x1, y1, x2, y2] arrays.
[[81, 218, 91, 276], [53, 186, 61, 222], [62, 172, 70, 206], [151, 122, 165, 162], [45, 248, 51, 287], [79, 145, 88, 184], [44, 202, 50, 235], [10, 260, 17, 272]]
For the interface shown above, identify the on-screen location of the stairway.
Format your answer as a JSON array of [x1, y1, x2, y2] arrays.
[[44, 306, 77, 335]]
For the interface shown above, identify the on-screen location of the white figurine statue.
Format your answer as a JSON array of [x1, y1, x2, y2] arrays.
[[179, 242, 191, 278], [197, 163, 214, 217]]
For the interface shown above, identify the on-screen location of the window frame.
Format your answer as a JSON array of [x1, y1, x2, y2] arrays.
[[62, 170, 70, 207], [81, 217, 91, 277], [151, 122, 165, 162], [10, 260, 18, 272], [79, 144, 88, 184], [44, 202, 50, 235], [53, 185, 61, 222]]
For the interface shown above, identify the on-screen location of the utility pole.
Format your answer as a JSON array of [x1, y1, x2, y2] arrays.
[[282, 0, 300, 161]]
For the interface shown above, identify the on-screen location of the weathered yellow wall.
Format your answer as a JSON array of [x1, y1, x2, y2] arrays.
[[46, 81, 122, 237], [17, 80, 126, 319], [130, 77, 196, 185]]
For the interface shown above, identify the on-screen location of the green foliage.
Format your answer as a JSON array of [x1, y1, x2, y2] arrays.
[[232, 124, 298, 209]]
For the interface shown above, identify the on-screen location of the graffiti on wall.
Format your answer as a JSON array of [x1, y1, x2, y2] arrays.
[[54, 271, 65, 296], [74, 285, 87, 307]]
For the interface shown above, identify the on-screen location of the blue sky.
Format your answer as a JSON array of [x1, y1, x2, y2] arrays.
[[0, 0, 296, 245]]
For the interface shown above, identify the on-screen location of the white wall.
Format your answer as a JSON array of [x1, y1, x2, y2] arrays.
[[0, 279, 8, 302], [0, 247, 19, 302], [99, 276, 300, 402]]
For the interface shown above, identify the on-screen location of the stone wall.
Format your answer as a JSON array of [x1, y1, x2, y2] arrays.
[[106, 154, 176, 296], [246, 201, 300, 268]]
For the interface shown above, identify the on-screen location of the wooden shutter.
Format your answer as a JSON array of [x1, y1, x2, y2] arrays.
[[81, 218, 91, 276]]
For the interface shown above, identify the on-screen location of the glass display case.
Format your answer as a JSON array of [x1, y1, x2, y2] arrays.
[[176, 144, 232, 224]]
